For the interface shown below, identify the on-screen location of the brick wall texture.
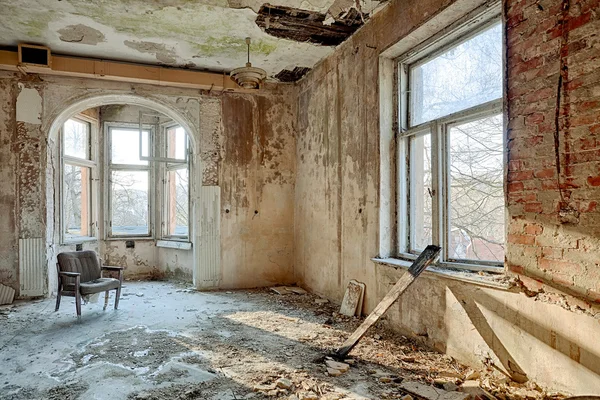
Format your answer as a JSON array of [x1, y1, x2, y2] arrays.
[[506, 0, 600, 301]]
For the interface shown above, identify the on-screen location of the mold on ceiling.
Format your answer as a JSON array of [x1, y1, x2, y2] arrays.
[[0, 0, 385, 81]]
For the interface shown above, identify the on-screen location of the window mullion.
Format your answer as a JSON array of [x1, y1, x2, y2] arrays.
[[431, 121, 445, 260]]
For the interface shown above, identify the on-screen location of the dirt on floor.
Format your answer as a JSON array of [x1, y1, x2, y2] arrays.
[[0, 284, 566, 400], [126, 288, 562, 400]]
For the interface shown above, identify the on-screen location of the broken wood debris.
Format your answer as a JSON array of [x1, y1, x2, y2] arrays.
[[255, 4, 365, 46], [271, 286, 308, 295], [334, 245, 441, 358]]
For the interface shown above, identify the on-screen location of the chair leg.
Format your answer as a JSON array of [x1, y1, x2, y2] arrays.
[[114, 286, 121, 310], [55, 292, 61, 312], [103, 291, 109, 311], [75, 291, 82, 317]]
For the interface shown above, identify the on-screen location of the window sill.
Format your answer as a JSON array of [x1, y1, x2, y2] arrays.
[[61, 236, 98, 246], [156, 240, 192, 250], [371, 257, 512, 290]]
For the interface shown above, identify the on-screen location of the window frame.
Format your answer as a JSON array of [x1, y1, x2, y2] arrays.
[[160, 122, 190, 241], [105, 123, 155, 239], [395, 12, 505, 272], [60, 115, 98, 244]]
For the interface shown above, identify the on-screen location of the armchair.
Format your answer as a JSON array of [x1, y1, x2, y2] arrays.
[[55, 251, 124, 317]]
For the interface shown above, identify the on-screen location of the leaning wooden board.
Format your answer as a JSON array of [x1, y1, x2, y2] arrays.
[[334, 245, 441, 359]]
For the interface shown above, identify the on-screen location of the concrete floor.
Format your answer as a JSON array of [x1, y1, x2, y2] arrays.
[[0, 281, 508, 400]]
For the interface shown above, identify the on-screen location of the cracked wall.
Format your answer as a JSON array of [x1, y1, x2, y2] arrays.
[[294, 0, 600, 394]]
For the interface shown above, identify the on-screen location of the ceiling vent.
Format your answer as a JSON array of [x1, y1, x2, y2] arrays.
[[18, 43, 52, 68], [230, 38, 266, 89]]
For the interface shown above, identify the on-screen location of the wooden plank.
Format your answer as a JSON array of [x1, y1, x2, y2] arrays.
[[335, 245, 441, 358]]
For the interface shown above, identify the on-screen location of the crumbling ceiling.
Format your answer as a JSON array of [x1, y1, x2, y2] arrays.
[[0, 0, 384, 81]]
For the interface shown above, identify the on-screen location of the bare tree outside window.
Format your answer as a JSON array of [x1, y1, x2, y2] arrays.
[[400, 20, 504, 267], [62, 118, 93, 240]]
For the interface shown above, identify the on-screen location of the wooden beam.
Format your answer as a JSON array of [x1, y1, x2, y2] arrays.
[[334, 245, 441, 359], [0, 50, 242, 92]]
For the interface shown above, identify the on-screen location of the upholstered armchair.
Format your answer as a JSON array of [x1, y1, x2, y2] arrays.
[[55, 251, 123, 316]]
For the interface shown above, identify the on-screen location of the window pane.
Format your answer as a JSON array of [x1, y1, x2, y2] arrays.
[[64, 119, 89, 159], [166, 168, 189, 237], [110, 170, 149, 235], [64, 164, 90, 238], [410, 23, 502, 126], [166, 126, 187, 161], [409, 134, 432, 251], [448, 114, 504, 262], [111, 129, 149, 165]]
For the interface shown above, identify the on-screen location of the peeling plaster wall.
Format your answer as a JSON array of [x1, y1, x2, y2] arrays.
[[0, 71, 296, 295], [220, 93, 296, 288], [294, 0, 600, 394]]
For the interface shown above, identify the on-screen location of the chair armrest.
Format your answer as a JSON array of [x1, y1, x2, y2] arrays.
[[101, 266, 124, 271], [59, 271, 81, 277]]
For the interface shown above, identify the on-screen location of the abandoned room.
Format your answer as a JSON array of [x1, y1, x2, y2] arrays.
[[0, 0, 599, 398]]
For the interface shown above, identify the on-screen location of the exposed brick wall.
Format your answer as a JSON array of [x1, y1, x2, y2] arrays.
[[506, 0, 600, 301]]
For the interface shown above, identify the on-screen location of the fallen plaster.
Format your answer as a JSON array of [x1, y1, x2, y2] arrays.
[[57, 24, 106, 45], [16, 84, 42, 124], [0, 282, 556, 399]]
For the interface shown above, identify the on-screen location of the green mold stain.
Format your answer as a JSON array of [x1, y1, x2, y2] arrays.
[[3, 5, 57, 38], [193, 37, 277, 57]]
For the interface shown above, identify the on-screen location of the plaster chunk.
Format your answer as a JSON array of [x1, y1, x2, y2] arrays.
[[124, 40, 177, 64]]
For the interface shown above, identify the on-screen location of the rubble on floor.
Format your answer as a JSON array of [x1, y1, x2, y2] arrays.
[[0, 282, 565, 400]]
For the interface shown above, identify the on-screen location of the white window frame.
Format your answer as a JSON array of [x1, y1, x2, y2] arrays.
[[395, 10, 505, 272], [60, 115, 98, 244], [105, 123, 155, 239], [160, 122, 190, 241]]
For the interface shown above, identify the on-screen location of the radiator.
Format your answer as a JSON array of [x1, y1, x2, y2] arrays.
[[0, 283, 15, 305], [19, 238, 46, 297], [196, 186, 221, 287]]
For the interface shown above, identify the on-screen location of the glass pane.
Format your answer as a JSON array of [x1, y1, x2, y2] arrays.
[[166, 126, 187, 161], [409, 134, 432, 251], [64, 164, 90, 238], [166, 168, 189, 237], [111, 129, 149, 165], [449, 114, 504, 262], [110, 170, 149, 235], [410, 23, 502, 126], [63, 119, 89, 159]]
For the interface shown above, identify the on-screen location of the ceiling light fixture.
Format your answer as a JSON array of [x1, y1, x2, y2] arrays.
[[230, 37, 267, 89]]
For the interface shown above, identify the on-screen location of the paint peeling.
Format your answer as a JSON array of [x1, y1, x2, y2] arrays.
[[124, 40, 177, 64], [58, 24, 106, 45], [16, 84, 42, 124]]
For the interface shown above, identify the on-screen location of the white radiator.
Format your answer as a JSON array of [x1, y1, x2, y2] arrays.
[[19, 238, 46, 297], [196, 186, 221, 288], [0, 283, 15, 305]]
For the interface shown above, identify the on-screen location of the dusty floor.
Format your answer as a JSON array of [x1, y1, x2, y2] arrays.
[[0, 281, 560, 400]]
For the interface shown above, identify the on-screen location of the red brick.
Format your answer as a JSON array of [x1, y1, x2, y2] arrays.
[[508, 234, 536, 245], [524, 202, 543, 213], [539, 258, 582, 274], [509, 170, 534, 181], [535, 168, 556, 179], [524, 223, 543, 235], [508, 181, 525, 192], [587, 175, 600, 186], [525, 112, 546, 125]]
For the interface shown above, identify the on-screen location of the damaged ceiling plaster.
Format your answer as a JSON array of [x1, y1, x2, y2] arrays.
[[0, 0, 384, 81]]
